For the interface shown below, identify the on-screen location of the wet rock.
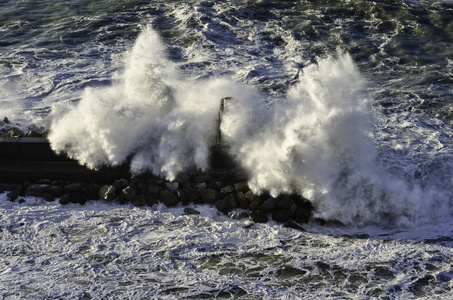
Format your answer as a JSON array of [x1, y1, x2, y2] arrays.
[[249, 211, 268, 223], [248, 196, 264, 210], [236, 192, 249, 209], [258, 197, 279, 212], [145, 192, 158, 206], [26, 184, 63, 197], [276, 194, 292, 210], [26, 129, 43, 137], [121, 183, 138, 202], [147, 185, 162, 198], [220, 185, 234, 197], [98, 185, 116, 201], [6, 191, 18, 201], [176, 189, 188, 205], [234, 181, 249, 193], [215, 194, 238, 212], [113, 178, 129, 191], [183, 185, 199, 202], [244, 190, 256, 203], [277, 265, 307, 278], [42, 193, 55, 202], [160, 190, 179, 207], [195, 182, 207, 191], [165, 182, 179, 192], [8, 127, 24, 137], [132, 194, 146, 206], [272, 209, 293, 223], [82, 183, 101, 200], [293, 207, 311, 224], [175, 173, 190, 185], [59, 194, 71, 205], [200, 188, 220, 204], [184, 207, 201, 215], [64, 182, 87, 194], [3, 117, 10, 124], [71, 192, 87, 205], [18, 198, 26, 204]]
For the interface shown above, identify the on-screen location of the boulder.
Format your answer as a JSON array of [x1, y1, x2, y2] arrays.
[[42, 193, 55, 202], [26, 184, 64, 197], [176, 189, 188, 205], [215, 194, 238, 213], [132, 194, 146, 206], [82, 183, 101, 200], [182, 185, 199, 202], [59, 194, 71, 205], [165, 182, 179, 192], [147, 185, 162, 198], [121, 183, 138, 201], [236, 192, 249, 209], [195, 174, 211, 183], [258, 197, 279, 212], [98, 185, 116, 201], [64, 182, 87, 194], [244, 190, 256, 203], [249, 211, 268, 223], [276, 195, 292, 210], [284, 221, 305, 231], [234, 181, 249, 193], [200, 188, 220, 204], [6, 191, 18, 201], [293, 207, 311, 224], [8, 127, 24, 137], [272, 209, 293, 223], [220, 185, 234, 197], [70, 192, 87, 205], [160, 190, 179, 207], [113, 178, 129, 191], [145, 192, 158, 206], [249, 196, 264, 209]]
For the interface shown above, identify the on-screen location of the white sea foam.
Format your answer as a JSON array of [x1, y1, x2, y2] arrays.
[[49, 27, 451, 225]]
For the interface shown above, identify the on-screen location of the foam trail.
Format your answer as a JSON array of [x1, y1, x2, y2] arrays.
[[49, 27, 244, 180]]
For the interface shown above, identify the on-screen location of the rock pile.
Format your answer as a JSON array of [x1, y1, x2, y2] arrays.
[[0, 173, 314, 229]]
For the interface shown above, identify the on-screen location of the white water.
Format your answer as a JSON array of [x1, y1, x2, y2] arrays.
[[48, 27, 452, 226]]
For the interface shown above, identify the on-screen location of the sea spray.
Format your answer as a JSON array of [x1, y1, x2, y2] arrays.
[[49, 27, 450, 226]]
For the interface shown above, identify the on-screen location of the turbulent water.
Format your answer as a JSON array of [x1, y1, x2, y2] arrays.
[[1, 0, 453, 298]]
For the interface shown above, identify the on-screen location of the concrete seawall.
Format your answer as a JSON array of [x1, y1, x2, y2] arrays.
[[0, 137, 129, 183]]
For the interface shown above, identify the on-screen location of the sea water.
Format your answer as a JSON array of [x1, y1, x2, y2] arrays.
[[1, 0, 453, 298]]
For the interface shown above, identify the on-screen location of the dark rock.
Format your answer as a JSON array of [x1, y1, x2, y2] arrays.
[[176, 189, 188, 205], [249, 196, 264, 209], [215, 194, 238, 213], [182, 185, 199, 202], [121, 183, 138, 201], [42, 193, 55, 202], [3, 117, 10, 124], [137, 182, 148, 192], [71, 192, 87, 205], [207, 180, 223, 190], [26, 129, 42, 137], [147, 185, 162, 198], [175, 173, 190, 185], [99, 185, 116, 201], [145, 192, 158, 206], [200, 188, 220, 204], [132, 194, 146, 206], [234, 181, 249, 193], [64, 182, 87, 194], [244, 190, 256, 203], [195, 182, 207, 191], [36, 179, 52, 185], [166, 182, 179, 192], [236, 192, 249, 209], [276, 194, 292, 210], [184, 207, 201, 215], [293, 207, 311, 224], [160, 190, 179, 207], [220, 185, 234, 197], [195, 174, 211, 183], [284, 221, 305, 231], [272, 209, 293, 223], [26, 184, 64, 197], [6, 191, 18, 201], [258, 197, 279, 212], [130, 177, 145, 185], [234, 172, 247, 182], [18, 199, 26, 204], [250, 211, 268, 223], [8, 127, 24, 137], [59, 194, 71, 205], [82, 183, 101, 200], [113, 178, 129, 191], [293, 195, 314, 214]]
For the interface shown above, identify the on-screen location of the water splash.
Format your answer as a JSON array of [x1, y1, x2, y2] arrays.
[[49, 27, 451, 225]]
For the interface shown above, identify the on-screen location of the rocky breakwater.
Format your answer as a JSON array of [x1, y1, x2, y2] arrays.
[[1, 173, 315, 229]]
